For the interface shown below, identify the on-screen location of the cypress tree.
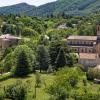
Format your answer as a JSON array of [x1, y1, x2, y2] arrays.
[[12, 45, 35, 77], [55, 47, 67, 69], [14, 51, 30, 76], [37, 45, 50, 72]]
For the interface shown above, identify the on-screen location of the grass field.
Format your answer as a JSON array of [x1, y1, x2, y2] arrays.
[[0, 73, 55, 100], [0, 71, 100, 100]]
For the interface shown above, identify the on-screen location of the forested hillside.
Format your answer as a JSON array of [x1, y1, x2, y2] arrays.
[[0, 0, 100, 16], [31, 0, 100, 16], [0, 3, 36, 15]]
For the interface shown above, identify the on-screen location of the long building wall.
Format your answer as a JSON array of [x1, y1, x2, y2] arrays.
[[78, 59, 97, 69], [67, 39, 96, 53]]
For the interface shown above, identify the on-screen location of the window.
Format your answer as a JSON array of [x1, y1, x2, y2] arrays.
[[77, 41, 79, 45], [89, 49, 91, 53], [99, 54, 100, 58], [84, 42, 86, 44], [81, 49, 84, 53], [70, 41, 72, 44]]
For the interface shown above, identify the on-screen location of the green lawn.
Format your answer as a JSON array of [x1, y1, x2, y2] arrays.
[[0, 73, 55, 100]]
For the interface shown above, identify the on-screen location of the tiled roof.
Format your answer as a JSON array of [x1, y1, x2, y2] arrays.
[[79, 53, 96, 60], [67, 35, 97, 41], [0, 34, 21, 40]]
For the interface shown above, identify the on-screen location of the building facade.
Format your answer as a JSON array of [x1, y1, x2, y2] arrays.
[[67, 25, 100, 67], [0, 34, 21, 49]]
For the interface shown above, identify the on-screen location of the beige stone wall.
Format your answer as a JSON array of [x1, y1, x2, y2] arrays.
[[0, 39, 19, 49], [2, 40, 10, 49]]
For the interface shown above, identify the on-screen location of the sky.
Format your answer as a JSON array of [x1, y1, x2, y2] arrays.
[[0, 0, 57, 7]]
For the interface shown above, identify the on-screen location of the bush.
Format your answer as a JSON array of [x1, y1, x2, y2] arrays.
[[3, 53, 14, 72], [76, 64, 86, 72], [0, 92, 4, 100], [35, 72, 41, 88], [94, 68, 100, 79], [47, 67, 82, 99], [48, 85, 67, 100], [4, 81, 27, 100], [86, 68, 95, 81], [73, 91, 100, 100]]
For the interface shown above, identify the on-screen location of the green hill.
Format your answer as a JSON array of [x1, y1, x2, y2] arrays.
[[30, 0, 100, 16], [0, 0, 100, 16], [0, 3, 36, 15]]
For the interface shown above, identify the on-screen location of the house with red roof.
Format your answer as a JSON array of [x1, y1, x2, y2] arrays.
[[67, 25, 100, 67]]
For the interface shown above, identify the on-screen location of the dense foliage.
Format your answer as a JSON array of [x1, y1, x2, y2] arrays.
[[0, 11, 100, 100], [12, 45, 35, 76]]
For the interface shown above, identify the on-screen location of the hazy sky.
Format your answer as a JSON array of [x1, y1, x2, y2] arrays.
[[0, 0, 57, 7]]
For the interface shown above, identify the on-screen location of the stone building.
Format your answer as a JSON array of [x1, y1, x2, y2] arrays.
[[0, 34, 21, 49], [67, 25, 100, 67]]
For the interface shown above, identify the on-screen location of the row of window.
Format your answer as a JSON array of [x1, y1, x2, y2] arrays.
[[68, 41, 93, 45], [74, 48, 96, 53]]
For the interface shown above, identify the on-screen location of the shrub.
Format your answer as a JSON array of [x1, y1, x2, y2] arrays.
[[94, 68, 100, 79], [3, 53, 14, 72], [75, 64, 86, 72], [35, 72, 41, 88], [4, 81, 27, 100], [48, 85, 67, 100], [86, 68, 95, 81], [0, 92, 4, 100], [73, 91, 100, 100], [47, 67, 81, 99]]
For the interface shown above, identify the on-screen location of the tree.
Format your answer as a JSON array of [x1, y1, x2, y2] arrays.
[[3, 53, 14, 72], [55, 47, 67, 69], [66, 53, 78, 66], [2, 48, 12, 59], [37, 45, 50, 72], [22, 27, 37, 36], [1, 24, 16, 35], [12, 45, 35, 77], [15, 51, 30, 76], [86, 68, 95, 81], [49, 40, 62, 67]]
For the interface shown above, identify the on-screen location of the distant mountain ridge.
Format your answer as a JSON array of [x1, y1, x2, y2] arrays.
[[0, 0, 100, 16], [0, 3, 36, 15]]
